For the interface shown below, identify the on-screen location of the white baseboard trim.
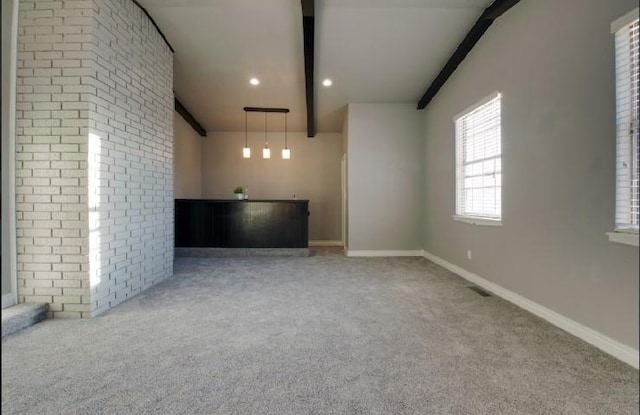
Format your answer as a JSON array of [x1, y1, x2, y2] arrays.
[[347, 250, 424, 257], [2, 293, 16, 309], [309, 240, 343, 247], [423, 250, 639, 369]]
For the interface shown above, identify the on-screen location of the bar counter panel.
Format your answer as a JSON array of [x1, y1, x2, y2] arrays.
[[175, 199, 309, 248]]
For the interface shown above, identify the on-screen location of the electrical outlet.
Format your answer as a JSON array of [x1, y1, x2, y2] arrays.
[[467, 250, 472, 260]]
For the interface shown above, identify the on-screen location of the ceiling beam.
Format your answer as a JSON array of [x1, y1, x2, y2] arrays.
[[483, 0, 521, 20], [301, 0, 316, 137], [416, 0, 520, 110], [175, 98, 206, 137]]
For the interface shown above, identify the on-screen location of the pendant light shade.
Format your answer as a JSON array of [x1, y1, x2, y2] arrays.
[[263, 112, 270, 159], [242, 111, 250, 158], [282, 112, 290, 159]]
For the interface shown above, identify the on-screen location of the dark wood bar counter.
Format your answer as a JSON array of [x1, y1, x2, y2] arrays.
[[175, 199, 309, 249]]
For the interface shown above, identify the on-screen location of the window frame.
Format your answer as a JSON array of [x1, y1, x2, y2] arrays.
[[609, 8, 639, 247], [452, 91, 503, 227]]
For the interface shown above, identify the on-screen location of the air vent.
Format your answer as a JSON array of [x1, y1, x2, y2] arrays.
[[468, 286, 491, 297]]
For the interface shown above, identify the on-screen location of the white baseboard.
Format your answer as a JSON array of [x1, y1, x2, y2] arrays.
[[423, 250, 639, 369], [309, 240, 343, 247], [2, 293, 16, 309], [347, 250, 424, 257]]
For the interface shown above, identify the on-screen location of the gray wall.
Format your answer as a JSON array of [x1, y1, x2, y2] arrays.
[[174, 111, 202, 199], [347, 103, 423, 251], [200, 131, 342, 242], [422, 0, 639, 348]]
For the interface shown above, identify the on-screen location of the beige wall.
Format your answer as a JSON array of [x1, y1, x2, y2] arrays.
[[174, 111, 202, 199], [201, 131, 342, 242], [423, 0, 639, 349]]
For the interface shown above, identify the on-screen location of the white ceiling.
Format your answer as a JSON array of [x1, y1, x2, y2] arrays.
[[138, 0, 493, 133]]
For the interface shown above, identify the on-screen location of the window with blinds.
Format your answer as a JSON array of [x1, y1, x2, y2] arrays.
[[455, 93, 502, 221], [612, 10, 639, 233]]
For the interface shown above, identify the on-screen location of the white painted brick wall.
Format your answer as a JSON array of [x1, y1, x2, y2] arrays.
[[16, 0, 92, 318], [16, 0, 173, 318], [88, 0, 173, 316]]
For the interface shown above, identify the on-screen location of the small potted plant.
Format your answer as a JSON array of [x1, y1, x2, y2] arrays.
[[233, 186, 244, 200]]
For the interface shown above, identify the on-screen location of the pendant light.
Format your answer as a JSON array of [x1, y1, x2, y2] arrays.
[[262, 112, 270, 159], [242, 111, 250, 158], [243, 107, 289, 159], [282, 112, 290, 159]]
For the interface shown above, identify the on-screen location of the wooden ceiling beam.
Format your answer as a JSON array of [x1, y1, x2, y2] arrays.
[[175, 98, 206, 137], [301, 0, 316, 137], [416, 0, 520, 110]]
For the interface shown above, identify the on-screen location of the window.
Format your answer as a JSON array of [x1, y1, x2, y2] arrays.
[[454, 92, 502, 226], [609, 9, 639, 247]]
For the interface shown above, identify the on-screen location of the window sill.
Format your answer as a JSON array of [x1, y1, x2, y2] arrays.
[[453, 215, 502, 227], [606, 231, 639, 247]]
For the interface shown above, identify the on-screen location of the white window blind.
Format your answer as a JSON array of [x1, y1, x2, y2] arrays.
[[613, 11, 639, 232], [455, 93, 502, 220]]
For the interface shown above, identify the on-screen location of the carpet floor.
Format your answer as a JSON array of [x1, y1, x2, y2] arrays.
[[2, 250, 638, 414]]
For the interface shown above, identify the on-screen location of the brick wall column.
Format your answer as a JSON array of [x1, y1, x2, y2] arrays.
[[16, 0, 173, 318], [16, 0, 93, 318]]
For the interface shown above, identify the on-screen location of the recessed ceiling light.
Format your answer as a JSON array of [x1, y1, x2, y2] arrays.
[[250, 78, 260, 86], [322, 78, 333, 87]]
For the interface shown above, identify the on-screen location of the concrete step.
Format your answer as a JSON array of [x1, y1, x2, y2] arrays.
[[1, 303, 48, 337]]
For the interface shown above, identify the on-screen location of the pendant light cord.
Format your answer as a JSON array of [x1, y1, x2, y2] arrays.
[[285, 113, 288, 148], [244, 111, 248, 147], [264, 112, 268, 147]]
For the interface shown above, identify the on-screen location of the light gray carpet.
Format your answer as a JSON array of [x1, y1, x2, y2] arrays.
[[2, 251, 638, 414]]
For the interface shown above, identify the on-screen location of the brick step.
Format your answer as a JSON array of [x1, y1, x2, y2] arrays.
[[1, 303, 48, 337]]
